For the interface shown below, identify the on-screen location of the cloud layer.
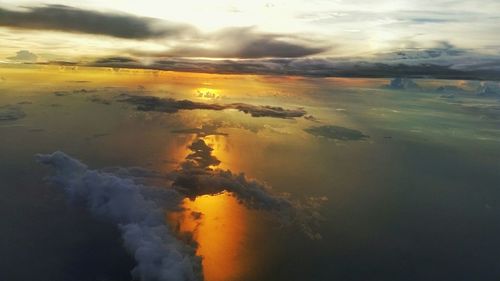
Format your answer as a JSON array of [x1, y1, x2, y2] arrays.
[[118, 94, 307, 119], [7, 50, 37, 62]]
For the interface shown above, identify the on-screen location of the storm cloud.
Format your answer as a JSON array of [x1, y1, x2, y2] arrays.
[[0, 4, 195, 39]]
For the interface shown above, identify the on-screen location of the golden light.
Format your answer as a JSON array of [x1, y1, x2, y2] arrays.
[[170, 192, 251, 281], [194, 87, 222, 100]]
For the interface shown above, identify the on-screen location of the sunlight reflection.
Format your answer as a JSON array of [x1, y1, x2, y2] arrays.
[[172, 192, 249, 281]]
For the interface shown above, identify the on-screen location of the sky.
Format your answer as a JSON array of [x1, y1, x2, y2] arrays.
[[1, 0, 500, 79]]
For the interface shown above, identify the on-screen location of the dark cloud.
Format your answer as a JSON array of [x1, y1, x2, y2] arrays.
[[94, 56, 138, 64], [117, 94, 307, 119], [0, 4, 195, 39], [7, 50, 37, 62], [305, 125, 369, 141], [0, 105, 26, 121], [37, 142, 326, 280]]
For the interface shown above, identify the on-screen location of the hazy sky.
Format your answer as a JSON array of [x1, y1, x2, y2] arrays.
[[1, 0, 499, 78]]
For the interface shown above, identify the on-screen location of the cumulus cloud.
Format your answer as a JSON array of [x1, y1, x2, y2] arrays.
[[36, 151, 202, 281], [0, 5, 196, 39], [37, 141, 325, 279], [118, 94, 307, 119], [305, 125, 369, 141], [7, 50, 37, 62]]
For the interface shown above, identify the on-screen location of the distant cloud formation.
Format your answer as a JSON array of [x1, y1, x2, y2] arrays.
[[0, 5, 325, 59], [171, 124, 228, 137], [87, 54, 500, 80], [0, 5, 195, 39], [305, 125, 369, 141], [7, 50, 37, 62], [476, 82, 500, 97], [118, 94, 308, 119], [2, 4, 500, 78]]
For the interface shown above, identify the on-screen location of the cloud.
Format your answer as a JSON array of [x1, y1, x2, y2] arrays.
[[117, 94, 308, 119], [36, 143, 325, 279], [0, 105, 27, 121], [169, 139, 326, 239], [385, 77, 421, 90], [36, 151, 202, 281], [435, 85, 469, 94], [0, 5, 196, 39], [171, 124, 228, 137], [84, 53, 500, 80], [476, 82, 500, 97], [150, 27, 328, 58], [7, 50, 37, 62], [305, 125, 369, 141], [94, 56, 139, 64], [0, 5, 325, 59]]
